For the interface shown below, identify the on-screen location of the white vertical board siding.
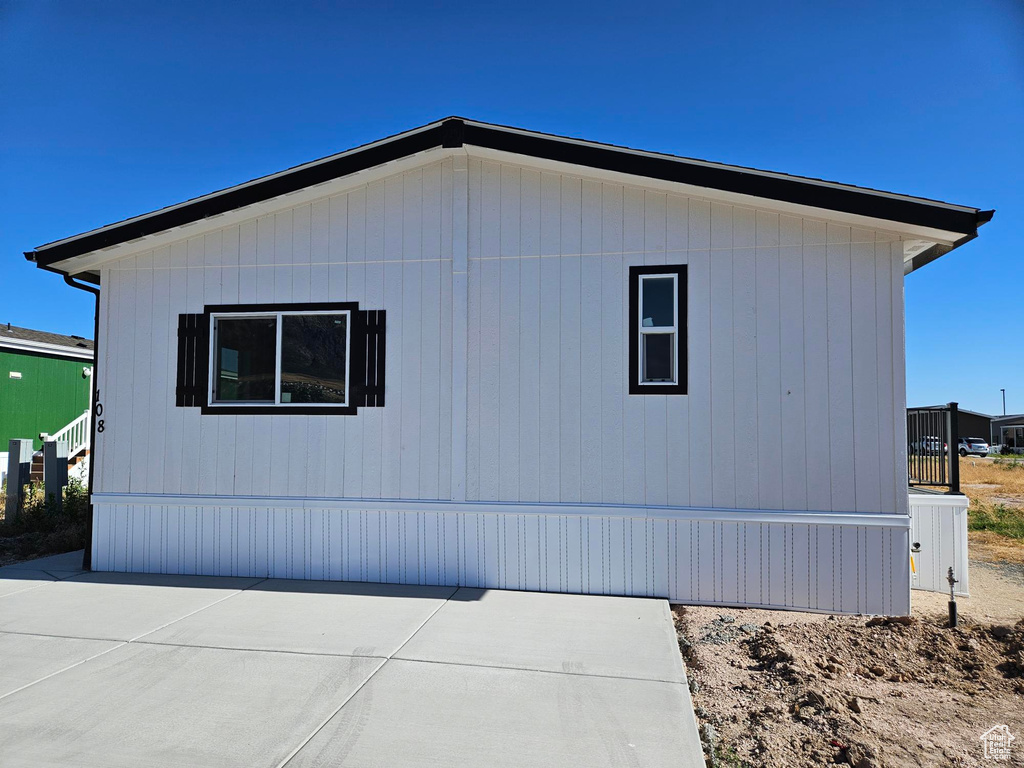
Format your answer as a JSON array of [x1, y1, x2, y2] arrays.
[[464, 160, 907, 515], [96, 159, 455, 503], [908, 494, 969, 596], [621, 188, 646, 507], [92, 499, 911, 615], [91, 154, 914, 615]]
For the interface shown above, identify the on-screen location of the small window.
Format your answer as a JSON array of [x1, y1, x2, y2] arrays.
[[629, 265, 687, 395], [211, 310, 351, 407]]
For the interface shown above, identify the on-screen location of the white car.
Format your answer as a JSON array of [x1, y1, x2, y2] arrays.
[[910, 436, 946, 455], [958, 437, 989, 457]]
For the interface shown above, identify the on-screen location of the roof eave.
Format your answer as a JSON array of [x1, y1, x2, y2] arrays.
[[0, 336, 95, 361], [903, 210, 994, 275], [27, 117, 993, 275]]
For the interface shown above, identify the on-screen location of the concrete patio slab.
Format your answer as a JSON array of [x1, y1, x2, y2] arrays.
[[0, 570, 56, 598], [0, 551, 702, 767], [0, 632, 120, 698], [2, 550, 86, 572], [287, 658, 703, 768], [395, 587, 686, 683], [0, 572, 262, 640], [0, 643, 382, 768], [141, 579, 457, 656]]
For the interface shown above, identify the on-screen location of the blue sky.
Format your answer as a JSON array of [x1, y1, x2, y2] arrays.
[[2, 0, 1021, 415]]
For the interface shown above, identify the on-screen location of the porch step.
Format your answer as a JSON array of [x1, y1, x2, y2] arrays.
[[28, 449, 90, 483]]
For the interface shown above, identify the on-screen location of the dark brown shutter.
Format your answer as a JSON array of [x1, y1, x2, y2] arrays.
[[351, 309, 386, 407], [175, 313, 209, 407]]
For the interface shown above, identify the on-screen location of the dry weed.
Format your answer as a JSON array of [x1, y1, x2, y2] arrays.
[[960, 457, 1024, 508]]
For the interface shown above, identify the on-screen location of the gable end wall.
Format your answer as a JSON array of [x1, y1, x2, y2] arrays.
[[88, 155, 911, 613]]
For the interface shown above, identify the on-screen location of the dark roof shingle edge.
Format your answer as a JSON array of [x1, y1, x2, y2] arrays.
[[26, 117, 993, 270], [0, 324, 94, 351]]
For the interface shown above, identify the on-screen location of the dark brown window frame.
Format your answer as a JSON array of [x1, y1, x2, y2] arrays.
[[628, 264, 688, 396]]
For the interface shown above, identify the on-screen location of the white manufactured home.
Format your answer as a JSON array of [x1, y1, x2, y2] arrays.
[[28, 118, 991, 615]]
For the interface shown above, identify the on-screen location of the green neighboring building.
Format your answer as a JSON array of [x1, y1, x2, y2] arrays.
[[0, 324, 93, 452]]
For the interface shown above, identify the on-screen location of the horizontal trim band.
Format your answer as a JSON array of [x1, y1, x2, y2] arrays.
[[92, 493, 911, 529], [908, 493, 970, 507]]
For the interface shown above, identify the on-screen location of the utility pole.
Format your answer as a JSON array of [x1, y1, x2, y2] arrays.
[[1001, 388, 1006, 416]]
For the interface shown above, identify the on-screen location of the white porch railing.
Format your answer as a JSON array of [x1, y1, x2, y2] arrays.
[[41, 409, 91, 458]]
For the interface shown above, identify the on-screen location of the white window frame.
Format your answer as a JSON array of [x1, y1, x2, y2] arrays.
[[637, 272, 679, 386], [208, 310, 352, 408]]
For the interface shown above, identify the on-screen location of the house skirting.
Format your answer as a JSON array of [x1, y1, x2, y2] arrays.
[[90, 494, 912, 615], [908, 493, 969, 597]]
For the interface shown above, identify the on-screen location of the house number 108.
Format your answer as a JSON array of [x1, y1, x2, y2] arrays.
[[94, 393, 105, 434]]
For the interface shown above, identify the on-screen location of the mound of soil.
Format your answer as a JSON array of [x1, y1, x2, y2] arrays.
[[676, 606, 1024, 767]]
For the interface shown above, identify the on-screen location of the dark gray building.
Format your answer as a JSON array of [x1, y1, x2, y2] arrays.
[[956, 408, 993, 444]]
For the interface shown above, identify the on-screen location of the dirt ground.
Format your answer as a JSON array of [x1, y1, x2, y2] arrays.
[[675, 561, 1024, 767]]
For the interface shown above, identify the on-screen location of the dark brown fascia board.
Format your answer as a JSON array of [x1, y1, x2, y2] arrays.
[[27, 122, 446, 269], [26, 117, 994, 272], [21, 257, 102, 284], [463, 123, 993, 236]]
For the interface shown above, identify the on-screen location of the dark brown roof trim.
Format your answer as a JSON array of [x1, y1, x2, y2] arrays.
[[29, 124, 443, 267], [463, 123, 992, 236], [27, 118, 993, 270]]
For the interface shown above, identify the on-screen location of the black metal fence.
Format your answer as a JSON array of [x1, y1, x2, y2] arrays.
[[907, 402, 960, 494]]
